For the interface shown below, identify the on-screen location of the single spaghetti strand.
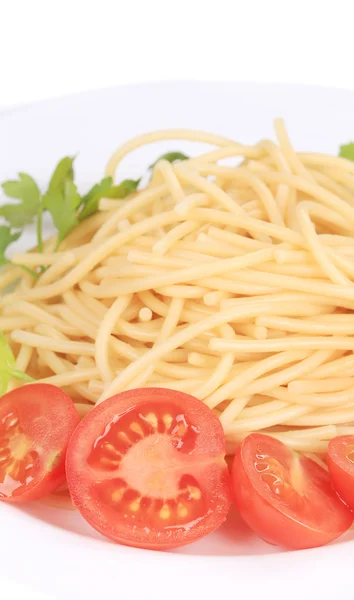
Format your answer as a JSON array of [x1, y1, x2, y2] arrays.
[[274, 118, 316, 183], [95, 295, 133, 382], [210, 336, 354, 353], [105, 129, 239, 179], [10, 331, 95, 356], [193, 324, 236, 399], [296, 202, 350, 285]]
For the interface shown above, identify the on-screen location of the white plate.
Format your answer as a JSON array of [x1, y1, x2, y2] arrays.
[[1, 82, 354, 599]]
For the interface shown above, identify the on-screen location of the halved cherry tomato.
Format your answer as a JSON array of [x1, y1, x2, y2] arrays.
[[328, 435, 354, 510], [0, 384, 79, 503], [231, 433, 352, 549], [66, 388, 231, 549]]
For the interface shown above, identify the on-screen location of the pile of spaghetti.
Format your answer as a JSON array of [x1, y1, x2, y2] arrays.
[[2, 118, 354, 457]]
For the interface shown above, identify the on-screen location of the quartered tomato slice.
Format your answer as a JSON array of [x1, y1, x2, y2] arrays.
[[328, 435, 354, 510], [66, 388, 231, 549], [231, 433, 353, 549], [0, 384, 79, 502]]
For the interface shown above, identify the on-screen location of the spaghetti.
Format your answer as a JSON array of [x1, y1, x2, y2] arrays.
[[2, 118, 354, 456]]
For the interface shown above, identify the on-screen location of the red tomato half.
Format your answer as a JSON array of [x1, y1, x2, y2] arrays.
[[328, 435, 354, 510], [66, 388, 231, 549], [231, 433, 352, 549], [0, 384, 79, 503]]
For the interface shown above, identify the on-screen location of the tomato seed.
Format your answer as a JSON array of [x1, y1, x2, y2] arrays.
[[100, 457, 120, 468], [129, 497, 141, 512], [129, 422, 144, 438], [103, 443, 122, 457], [187, 485, 201, 500], [162, 414, 173, 431], [159, 504, 170, 519], [177, 503, 188, 518], [117, 431, 133, 447], [143, 413, 158, 430], [112, 488, 125, 503]]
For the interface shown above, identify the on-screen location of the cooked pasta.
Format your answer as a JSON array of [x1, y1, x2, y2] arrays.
[[3, 118, 354, 456]]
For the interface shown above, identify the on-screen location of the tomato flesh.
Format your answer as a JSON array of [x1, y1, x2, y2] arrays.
[[0, 384, 79, 502], [66, 388, 231, 549], [328, 435, 354, 510], [231, 433, 353, 549]]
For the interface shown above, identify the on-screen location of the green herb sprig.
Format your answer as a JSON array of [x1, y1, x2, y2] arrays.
[[0, 333, 34, 396], [0, 149, 189, 277]]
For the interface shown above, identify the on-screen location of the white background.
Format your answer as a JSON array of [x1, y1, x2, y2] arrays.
[[1, 0, 353, 598], [1, 0, 354, 110]]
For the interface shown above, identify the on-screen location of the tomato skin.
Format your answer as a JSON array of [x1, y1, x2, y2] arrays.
[[328, 435, 354, 510], [0, 384, 79, 503], [231, 433, 353, 550], [66, 387, 232, 550]]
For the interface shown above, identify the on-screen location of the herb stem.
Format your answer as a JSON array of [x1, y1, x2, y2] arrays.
[[18, 264, 39, 280], [36, 202, 44, 253], [1, 257, 38, 280]]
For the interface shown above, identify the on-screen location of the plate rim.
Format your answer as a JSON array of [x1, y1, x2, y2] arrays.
[[2, 79, 354, 595], [2, 78, 354, 119]]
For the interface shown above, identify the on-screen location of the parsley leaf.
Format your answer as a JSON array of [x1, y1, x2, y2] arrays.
[[0, 226, 21, 267], [149, 151, 189, 170], [79, 176, 115, 221], [0, 173, 41, 228], [44, 180, 81, 245], [48, 156, 75, 194], [0, 226, 37, 279], [0, 148, 183, 267], [339, 143, 354, 161], [79, 177, 140, 221], [107, 178, 141, 198], [0, 333, 33, 396], [41, 156, 77, 249]]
